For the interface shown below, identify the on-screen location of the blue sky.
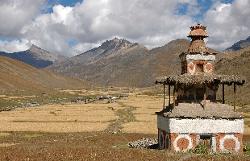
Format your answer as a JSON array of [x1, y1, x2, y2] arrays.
[[48, 0, 83, 7], [44, 0, 83, 13], [176, 0, 234, 21], [0, 0, 249, 55]]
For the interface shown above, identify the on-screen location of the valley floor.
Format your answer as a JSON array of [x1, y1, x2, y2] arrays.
[[0, 94, 161, 134], [0, 90, 250, 160], [1, 132, 250, 161]]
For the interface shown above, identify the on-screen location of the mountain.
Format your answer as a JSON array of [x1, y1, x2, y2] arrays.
[[226, 36, 250, 51], [53, 38, 142, 65], [50, 38, 148, 87], [216, 47, 250, 105], [49, 38, 192, 87], [0, 56, 85, 92], [0, 45, 66, 68], [48, 36, 249, 105]]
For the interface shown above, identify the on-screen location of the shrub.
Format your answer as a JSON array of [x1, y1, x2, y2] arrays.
[[243, 144, 250, 155], [192, 144, 209, 154]]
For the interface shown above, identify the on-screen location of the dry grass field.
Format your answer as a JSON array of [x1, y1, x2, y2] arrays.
[[0, 88, 250, 160], [0, 92, 161, 134]]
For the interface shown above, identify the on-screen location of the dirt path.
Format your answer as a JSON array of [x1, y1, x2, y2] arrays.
[[105, 102, 136, 133], [119, 95, 162, 134]]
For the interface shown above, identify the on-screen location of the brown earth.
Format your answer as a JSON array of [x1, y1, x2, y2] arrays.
[[0, 56, 86, 93], [0, 132, 249, 161], [216, 47, 250, 106]]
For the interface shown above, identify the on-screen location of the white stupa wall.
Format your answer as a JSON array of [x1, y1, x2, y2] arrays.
[[157, 115, 244, 134]]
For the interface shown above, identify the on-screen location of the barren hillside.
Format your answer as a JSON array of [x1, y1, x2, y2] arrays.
[[0, 56, 85, 92], [216, 47, 250, 105], [49, 38, 221, 87], [49, 39, 191, 87]]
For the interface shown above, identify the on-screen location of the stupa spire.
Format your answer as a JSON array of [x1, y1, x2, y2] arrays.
[[187, 23, 208, 54]]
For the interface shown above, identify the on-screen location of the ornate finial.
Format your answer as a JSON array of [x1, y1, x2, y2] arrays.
[[188, 24, 208, 38], [188, 24, 208, 53]]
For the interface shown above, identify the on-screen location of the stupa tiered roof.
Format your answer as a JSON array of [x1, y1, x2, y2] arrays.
[[156, 102, 243, 119], [188, 24, 209, 54], [156, 73, 245, 86]]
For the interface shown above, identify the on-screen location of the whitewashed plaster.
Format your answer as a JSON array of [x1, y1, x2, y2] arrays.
[[157, 116, 244, 134], [186, 54, 216, 61]]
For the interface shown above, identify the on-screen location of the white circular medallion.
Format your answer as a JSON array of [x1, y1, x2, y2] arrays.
[[173, 134, 193, 152], [219, 134, 240, 152]]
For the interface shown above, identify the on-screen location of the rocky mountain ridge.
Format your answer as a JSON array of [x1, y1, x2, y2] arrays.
[[0, 44, 66, 68], [226, 36, 250, 51], [49, 38, 190, 87]]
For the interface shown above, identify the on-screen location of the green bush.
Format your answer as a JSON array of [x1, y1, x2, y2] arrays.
[[192, 144, 209, 154], [244, 144, 250, 155]]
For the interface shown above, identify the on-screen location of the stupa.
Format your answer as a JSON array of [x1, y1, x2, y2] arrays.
[[155, 24, 245, 153]]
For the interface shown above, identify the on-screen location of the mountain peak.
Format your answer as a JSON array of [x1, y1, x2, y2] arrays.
[[111, 37, 131, 44], [30, 44, 40, 49], [226, 36, 250, 51], [28, 44, 68, 63], [100, 38, 133, 50], [111, 37, 120, 42], [28, 44, 48, 54]]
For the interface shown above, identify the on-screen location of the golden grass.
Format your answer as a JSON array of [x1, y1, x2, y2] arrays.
[[135, 114, 156, 122], [2, 95, 36, 100], [0, 95, 6, 98], [0, 103, 120, 133], [0, 132, 10, 137], [0, 93, 162, 133], [244, 126, 250, 135], [117, 95, 162, 134], [0, 143, 17, 148], [61, 87, 131, 96], [23, 133, 43, 138], [1, 90, 249, 136], [0, 121, 110, 133]]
